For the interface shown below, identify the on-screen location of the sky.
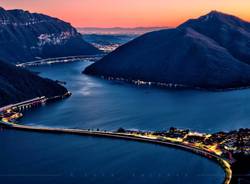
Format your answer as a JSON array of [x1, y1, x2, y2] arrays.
[[0, 0, 250, 28]]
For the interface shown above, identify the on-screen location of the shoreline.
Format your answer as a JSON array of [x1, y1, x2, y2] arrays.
[[0, 96, 233, 184], [16, 54, 105, 68], [83, 74, 250, 92], [0, 123, 232, 184]]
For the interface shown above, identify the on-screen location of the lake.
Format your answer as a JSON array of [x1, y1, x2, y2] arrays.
[[3, 60, 249, 184]]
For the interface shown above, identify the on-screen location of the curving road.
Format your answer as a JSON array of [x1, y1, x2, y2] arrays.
[[0, 121, 232, 184]]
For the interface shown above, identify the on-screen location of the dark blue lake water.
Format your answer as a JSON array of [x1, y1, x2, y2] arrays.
[[2, 61, 249, 184]]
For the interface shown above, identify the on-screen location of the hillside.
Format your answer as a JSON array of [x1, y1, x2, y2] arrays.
[[0, 7, 101, 63], [0, 60, 67, 107], [84, 11, 250, 90]]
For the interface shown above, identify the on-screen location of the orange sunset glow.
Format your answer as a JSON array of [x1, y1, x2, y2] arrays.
[[1, 0, 250, 27]]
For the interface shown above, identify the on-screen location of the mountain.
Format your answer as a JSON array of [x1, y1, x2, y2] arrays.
[[0, 7, 101, 63], [179, 11, 250, 65], [84, 11, 250, 90], [0, 60, 67, 107]]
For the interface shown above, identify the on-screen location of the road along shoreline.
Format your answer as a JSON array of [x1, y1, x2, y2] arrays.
[[0, 121, 232, 184], [0, 93, 232, 184]]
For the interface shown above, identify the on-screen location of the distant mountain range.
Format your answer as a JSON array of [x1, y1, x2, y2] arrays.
[[0, 7, 100, 63], [77, 27, 169, 35], [0, 60, 67, 107], [84, 11, 250, 90]]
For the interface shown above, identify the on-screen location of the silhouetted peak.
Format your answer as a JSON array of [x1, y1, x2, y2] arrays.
[[179, 10, 250, 32], [199, 11, 233, 22], [201, 10, 249, 25], [207, 10, 225, 16]]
